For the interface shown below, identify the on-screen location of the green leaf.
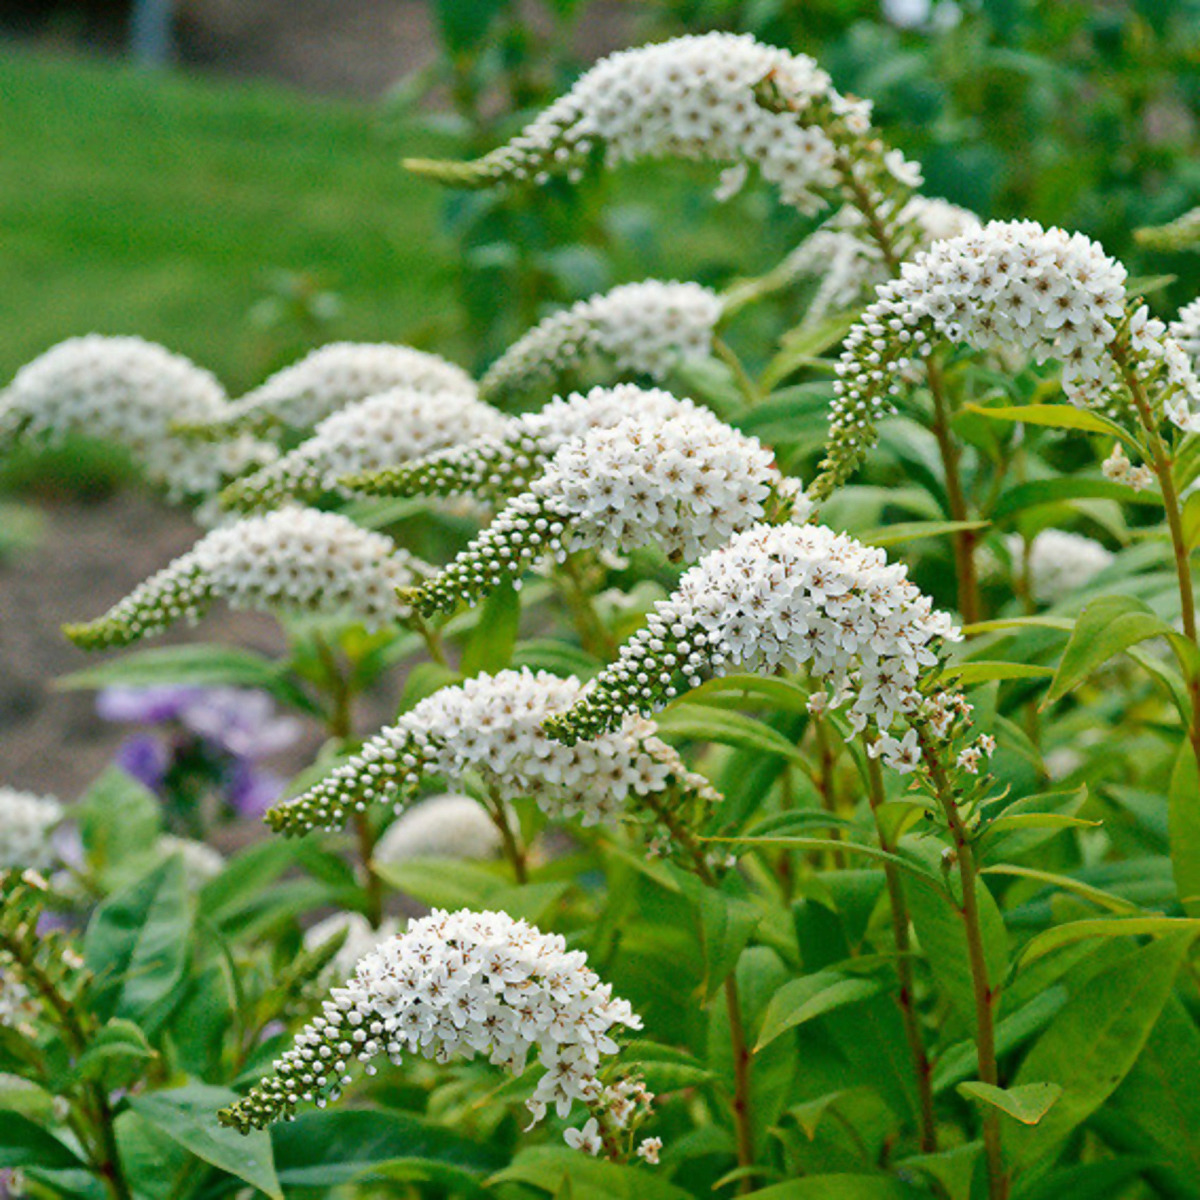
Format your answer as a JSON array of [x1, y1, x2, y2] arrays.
[[673, 869, 762, 1000], [654, 703, 807, 764], [760, 313, 859, 391], [84, 857, 192, 1028], [991, 476, 1162, 521], [0, 1111, 86, 1170], [130, 1084, 280, 1199], [967, 402, 1137, 446], [1169, 741, 1200, 916], [862, 519, 990, 549], [77, 767, 161, 881], [1005, 931, 1192, 1170], [744, 1176, 926, 1199], [958, 1081, 1061, 1125], [675, 674, 812, 714], [373, 858, 567, 925], [716, 835, 943, 889], [460, 579, 519, 676], [1182, 490, 1200, 550], [1017, 916, 1200, 967], [979, 787, 1088, 862], [980, 864, 1138, 914], [754, 970, 882, 1051], [941, 661, 1055, 686], [490, 1146, 692, 1199], [73, 1018, 156, 1089]]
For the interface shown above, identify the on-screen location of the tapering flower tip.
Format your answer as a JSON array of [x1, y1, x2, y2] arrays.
[[218, 388, 506, 512], [0, 788, 64, 872], [401, 33, 913, 217], [64, 507, 428, 651], [810, 220, 1131, 499], [177, 344, 476, 440], [343, 383, 704, 503], [407, 411, 787, 618], [543, 521, 960, 746], [266, 667, 717, 836], [218, 907, 642, 1133], [0, 335, 274, 501], [478, 281, 723, 406], [1135, 205, 1200, 253]]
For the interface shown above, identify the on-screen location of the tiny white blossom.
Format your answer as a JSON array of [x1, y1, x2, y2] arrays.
[[637, 1137, 664, 1164], [564, 1118, 602, 1155]]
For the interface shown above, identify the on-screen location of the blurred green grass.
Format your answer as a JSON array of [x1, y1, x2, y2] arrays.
[[0, 49, 463, 392]]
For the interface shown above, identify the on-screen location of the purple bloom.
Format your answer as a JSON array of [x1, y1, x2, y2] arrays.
[[228, 762, 287, 818], [178, 689, 302, 761], [96, 684, 203, 725], [115, 733, 171, 793]]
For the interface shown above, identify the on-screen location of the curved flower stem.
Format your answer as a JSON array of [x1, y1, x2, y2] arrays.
[[485, 788, 528, 885], [556, 555, 616, 660], [714, 336, 764, 406], [409, 611, 450, 667], [812, 715, 846, 869], [864, 753, 937, 1152], [915, 726, 1006, 1200]]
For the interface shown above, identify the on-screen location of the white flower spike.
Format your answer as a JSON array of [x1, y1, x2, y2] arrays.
[[0, 788, 64, 872]]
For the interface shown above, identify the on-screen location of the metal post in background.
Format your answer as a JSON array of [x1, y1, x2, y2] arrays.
[[130, 0, 174, 67]]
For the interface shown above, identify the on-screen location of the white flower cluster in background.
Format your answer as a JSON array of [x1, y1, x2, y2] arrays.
[[267, 668, 718, 835], [181, 343, 476, 438], [0, 336, 274, 501], [408, 32, 920, 217], [304, 912, 401, 979], [408, 411, 786, 616], [65, 507, 428, 650], [374, 794, 504, 865], [219, 907, 642, 1133], [346, 384, 705, 504], [219, 388, 507, 511], [544, 522, 960, 746], [1009, 530, 1115, 605], [0, 976, 37, 1030], [783, 196, 980, 329], [478, 281, 722, 405], [1170, 297, 1200, 370], [0, 788, 64, 872], [159, 836, 225, 888]]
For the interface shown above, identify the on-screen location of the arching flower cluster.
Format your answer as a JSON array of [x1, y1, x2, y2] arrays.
[[543, 522, 960, 746], [266, 668, 718, 835], [1008, 530, 1114, 605], [0, 788, 64, 872], [407, 32, 919, 218], [181, 343, 476, 438], [218, 908, 642, 1134], [812, 221, 1135, 499], [0, 336, 274, 501], [478, 281, 723, 406], [219, 388, 507, 512], [407, 411, 787, 617], [65, 507, 428, 650], [344, 384, 704, 505], [783, 197, 980, 330]]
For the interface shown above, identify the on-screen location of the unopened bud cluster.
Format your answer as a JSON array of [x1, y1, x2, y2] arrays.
[[267, 667, 718, 835], [65, 507, 427, 649], [479, 281, 722, 405], [406, 411, 783, 616], [218, 907, 642, 1134], [544, 522, 959, 745]]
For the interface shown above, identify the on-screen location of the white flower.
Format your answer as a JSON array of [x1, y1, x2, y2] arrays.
[[544, 522, 960, 747], [1170, 297, 1200, 370], [1010, 530, 1114, 604], [872, 729, 922, 774], [219, 908, 642, 1133], [347, 383, 707, 504], [408, 411, 786, 616], [0, 788, 65, 872], [220, 388, 506, 512], [304, 912, 402, 979], [373, 795, 504, 864], [267, 668, 718, 835], [1101, 443, 1133, 484], [0, 336, 273, 501], [186, 343, 475, 438], [564, 1118, 602, 1155], [408, 32, 900, 217], [637, 1137, 663, 1164], [65, 507, 429, 650], [478, 281, 722, 405], [159, 836, 224, 888]]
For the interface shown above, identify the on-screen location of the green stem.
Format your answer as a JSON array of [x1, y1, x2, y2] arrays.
[[485, 789, 528, 885], [556, 556, 616, 660], [714, 336, 763, 406], [410, 612, 450, 667]]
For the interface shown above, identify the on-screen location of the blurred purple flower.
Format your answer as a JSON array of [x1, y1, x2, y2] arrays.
[[228, 762, 287, 818], [179, 689, 302, 761], [115, 733, 171, 792], [96, 684, 203, 724]]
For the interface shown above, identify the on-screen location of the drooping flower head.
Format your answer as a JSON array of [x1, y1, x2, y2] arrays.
[[811, 220, 1200, 499], [177, 343, 476, 439], [404, 411, 790, 617], [0, 336, 274, 501], [478, 281, 723, 407], [64, 507, 428, 650], [0, 788, 65, 872], [544, 522, 960, 745], [266, 667, 718, 835], [343, 383, 705, 504], [374, 794, 505, 865], [406, 32, 920, 219], [218, 907, 642, 1133], [218, 388, 506, 512]]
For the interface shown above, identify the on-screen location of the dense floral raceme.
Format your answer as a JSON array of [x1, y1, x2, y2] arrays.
[[783, 197, 980, 330], [304, 912, 401, 979], [374, 794, 504, 865], [266, 667, 719, 835], [0, 788, 64, 871], [406, 32, 921, 217], [178, 343, 476, 438], [343, 384, 706, 504], [1171, 297, 1200, 370], [543, 522, 960, 745], [478, 281, 723, 406], [0, 336, 274, 501], [811, 220, 1200, 499], [407, 411, 789, 617], [1009, 530, 1114, 605], [218, 907, 642, 1133], [218, 388, 507, 512], [64, 507, 429, 650]]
